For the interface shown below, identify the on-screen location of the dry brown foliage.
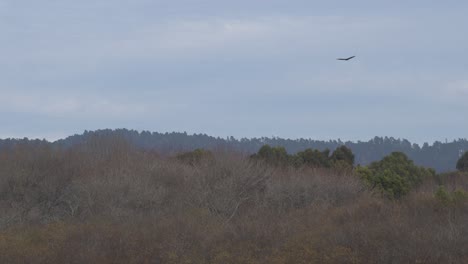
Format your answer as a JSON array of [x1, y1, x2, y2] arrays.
[[0, 138, 467, 263]]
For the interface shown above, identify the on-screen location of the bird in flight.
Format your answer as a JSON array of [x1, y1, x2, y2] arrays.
[[337, 56, 355, 61]]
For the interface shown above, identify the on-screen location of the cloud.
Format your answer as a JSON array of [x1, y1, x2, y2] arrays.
[[1, 13, 404, 66], [0, 90, 184, 118], [446, 80, 468, 96], [1, 1, 468, 142]]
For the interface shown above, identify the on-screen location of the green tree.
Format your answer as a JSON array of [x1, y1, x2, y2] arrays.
[[294, 148, 331, 168], [330, 146, 355, 168], [370, 152, 433, 187], [372, 169, 410, 198], [176, 148, 214, 165], [251, 145, 290, 166], [456, 151, 468, 172], [355, 165, 373, 183], [356, 152, 435, 198]]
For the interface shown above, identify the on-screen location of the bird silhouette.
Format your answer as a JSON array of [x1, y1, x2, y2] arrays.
[[337, 56, 355, 61]]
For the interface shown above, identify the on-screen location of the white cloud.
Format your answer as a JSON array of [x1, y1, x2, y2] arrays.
[[1, 1, 467, 141], [428, 80, 468, 104], [1, 14, 405, 67], [446, 80, 468, 96], [0, 90, 179, 118], [97, 15, 405, 61]]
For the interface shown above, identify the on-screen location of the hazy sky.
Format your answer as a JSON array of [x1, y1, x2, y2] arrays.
[[1, 1, 467, 143]]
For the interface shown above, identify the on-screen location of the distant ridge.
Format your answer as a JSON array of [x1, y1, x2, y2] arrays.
[[1, 129, 467, 172]]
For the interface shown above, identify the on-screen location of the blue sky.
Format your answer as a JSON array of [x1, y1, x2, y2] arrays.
[[1, 0, 467, 143]]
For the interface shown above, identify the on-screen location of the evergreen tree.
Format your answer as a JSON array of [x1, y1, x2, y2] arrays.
[[456, 151, 468, 172]]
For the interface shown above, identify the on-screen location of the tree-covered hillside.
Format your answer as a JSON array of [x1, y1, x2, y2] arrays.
[[1, 129, 467, 172]]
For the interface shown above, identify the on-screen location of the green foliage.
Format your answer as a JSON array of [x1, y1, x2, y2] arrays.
[[288, 154, 305, 168], [176, 148, 214, 165], [369, 152, 435, 187], [6, 129, 468, 173], [330, 160, 354, 172], [435, 186, 468, 205], [372, 170, 410, 198], [452, 189, 468, 204], [355, 165, 373, 183], [356, 152, 435, 198], [330, 146, 354, 167], [456, 151, 468, 172], [251, 145, 290, 166], [294, 148, 331, 168], [435, 186, 452, 205], [252, 145, 356, 170]]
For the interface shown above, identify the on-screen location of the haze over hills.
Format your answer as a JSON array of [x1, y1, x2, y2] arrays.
[[3, 1, 468, 145], [1, 129, 467, 172]]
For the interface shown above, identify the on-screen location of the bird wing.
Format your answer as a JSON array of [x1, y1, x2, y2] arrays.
[[337, 56, 355, 61]]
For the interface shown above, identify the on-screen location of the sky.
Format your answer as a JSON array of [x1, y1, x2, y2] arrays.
[[1, 0, 467, 144]]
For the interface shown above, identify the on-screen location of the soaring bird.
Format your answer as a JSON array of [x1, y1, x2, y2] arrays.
[[337, 56, 355, 61]]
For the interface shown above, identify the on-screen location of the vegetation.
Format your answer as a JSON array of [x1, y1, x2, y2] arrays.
[[457, 151, 468, 172], [356, 152, 436, 198], [36, 129, 468, 172], [435, 186, 468, 205], [0, 135, 467, 263], [330, 145, 355, 164], [250, 145, 290, 166], [251, 144, 354, 170], [175, 148, 214, 165], [295, 148, 331, 168]]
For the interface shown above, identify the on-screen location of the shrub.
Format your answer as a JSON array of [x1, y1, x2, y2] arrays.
[[435, 186, 452, 205], [356, 152, 435, 198], [452, 189, 468, 204], [435, 186, 468, 205]]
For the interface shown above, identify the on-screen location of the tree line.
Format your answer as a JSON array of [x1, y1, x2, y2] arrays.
[[178, 144, 468, 200], [1, 129, 467, 172]]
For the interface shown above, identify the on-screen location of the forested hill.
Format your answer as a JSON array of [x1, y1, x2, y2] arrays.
[[1, 129, 467, 172]]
